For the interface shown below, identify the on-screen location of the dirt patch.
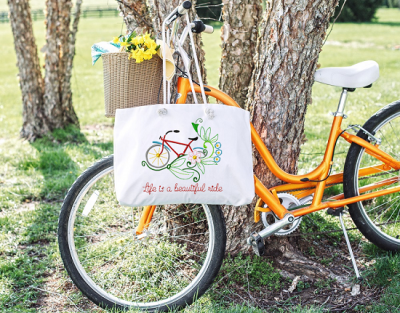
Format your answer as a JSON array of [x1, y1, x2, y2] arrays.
[[34, 268, 103, 313], [0, 201, 37, 218], [212, 232, 383, 312]]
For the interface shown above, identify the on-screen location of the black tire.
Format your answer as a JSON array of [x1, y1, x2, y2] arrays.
[[58, 155, 226, 312], [344, 100, 400, 251]]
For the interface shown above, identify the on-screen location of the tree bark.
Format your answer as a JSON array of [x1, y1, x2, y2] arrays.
[[239, 0, 339, 277], [8, 0, 80, 140], [218, 1, 263, 254], [43, 0, 79, 129], [247, 0, 338, 186], [119, 0, 208, 103], [8, 0, 48, 140], [148, 0, 208, 102], [62, 0, 82, 123], [219, 0, 262, 108], [116, 0, 154, 34]]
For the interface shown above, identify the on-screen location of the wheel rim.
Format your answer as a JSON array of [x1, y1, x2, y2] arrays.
[[146, 145, 170, 168], [67, 166, 215, 308], [354, 111, 400, 244]]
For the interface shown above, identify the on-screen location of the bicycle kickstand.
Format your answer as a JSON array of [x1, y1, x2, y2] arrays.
[[328, 207, 363, 281]]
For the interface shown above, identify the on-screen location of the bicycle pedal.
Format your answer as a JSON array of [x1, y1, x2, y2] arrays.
[[248, 232, 265, 256]]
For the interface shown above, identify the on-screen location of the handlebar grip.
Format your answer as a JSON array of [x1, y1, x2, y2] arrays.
[[203, 24, 214, 34], [178, 1, 192, 15]]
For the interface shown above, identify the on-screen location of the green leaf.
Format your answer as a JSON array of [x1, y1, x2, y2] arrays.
[[192, 123, 199, 133], [205, 127, 211, 141], [169, 168, 194, 180], [210, 134, 218, 143], [197, 162, 205, 174], [170, 156, 186, 168], [202, 159, 217, 166], [200, 127, 205, 140]]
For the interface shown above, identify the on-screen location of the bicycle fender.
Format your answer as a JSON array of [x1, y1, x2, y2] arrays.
[[152, 141, 171, 151]]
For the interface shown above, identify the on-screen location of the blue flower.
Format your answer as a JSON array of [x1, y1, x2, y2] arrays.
[[214, 156, 221, 163], [215, 142, 221, 149], [215, 149, 222, 156]]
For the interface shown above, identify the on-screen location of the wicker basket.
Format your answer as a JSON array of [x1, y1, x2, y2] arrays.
[[102, 52, 163, 117]]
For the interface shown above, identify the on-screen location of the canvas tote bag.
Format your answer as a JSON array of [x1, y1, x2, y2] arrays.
[[114, 103, 255, 206]]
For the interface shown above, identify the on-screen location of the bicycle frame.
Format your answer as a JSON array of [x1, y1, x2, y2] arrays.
[[177, 77, 400, 219], [136, 77, 400, 234], [135, 7, 400, 235], [160, 135, 195, 157]]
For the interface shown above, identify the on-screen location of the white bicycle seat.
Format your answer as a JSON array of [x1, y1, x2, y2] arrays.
[[314, 60, 379, 88]]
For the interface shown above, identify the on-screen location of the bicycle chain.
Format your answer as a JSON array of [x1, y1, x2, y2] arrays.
[[284, 170, 397, 193]]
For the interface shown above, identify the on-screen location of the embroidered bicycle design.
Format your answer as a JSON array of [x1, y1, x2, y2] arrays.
[[142, 118, 222, 182]]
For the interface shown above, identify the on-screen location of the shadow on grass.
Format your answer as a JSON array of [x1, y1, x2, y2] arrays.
[[0, 125, 114, 311], [19, 124, 112, 201], [371, 21, 400, 27]]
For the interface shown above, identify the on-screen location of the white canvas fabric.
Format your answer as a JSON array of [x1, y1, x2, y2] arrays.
[[114, 103, 255, 206]]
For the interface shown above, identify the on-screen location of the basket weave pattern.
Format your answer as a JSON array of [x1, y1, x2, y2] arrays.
[[102, 52, 163, 117]]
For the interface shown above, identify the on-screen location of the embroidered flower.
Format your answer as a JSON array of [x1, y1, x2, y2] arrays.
[[215, 142, 221, 149], [215, 149, 222, 156], [214, 156, 221, 163], [188, 151, 202, 164]]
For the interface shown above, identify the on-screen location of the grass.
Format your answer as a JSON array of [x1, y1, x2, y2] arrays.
[[0, 0, 120, 11], [0, 7, 400, 313]]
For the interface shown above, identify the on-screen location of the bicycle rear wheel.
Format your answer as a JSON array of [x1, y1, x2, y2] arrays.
[[58, 155, 226, 312], [344, 100, 400, 251]]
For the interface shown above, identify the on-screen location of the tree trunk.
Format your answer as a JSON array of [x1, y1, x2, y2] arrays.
[[116, 0, 154, 34], [119, 0, 208, 103], [219, 0, 262, 108], [240, 0, 339, 278], [8, 0, 81, 140], [43, 0, 79, 129], [8, 0, 48, 141], [218, 1, 263, 254], [62, 0, 83, 125], [247, 0, 338, 186]]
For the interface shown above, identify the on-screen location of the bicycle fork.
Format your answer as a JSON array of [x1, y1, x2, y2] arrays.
[[136, 205, 156, 235]]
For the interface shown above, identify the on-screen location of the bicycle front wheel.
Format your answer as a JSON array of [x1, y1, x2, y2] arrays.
[[58, 156, 226, 312], [344, 100, 400, 251], [146, 144, 170, 168]]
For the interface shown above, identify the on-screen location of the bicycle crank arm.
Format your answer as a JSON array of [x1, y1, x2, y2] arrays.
[[247, 213, 295, 246]]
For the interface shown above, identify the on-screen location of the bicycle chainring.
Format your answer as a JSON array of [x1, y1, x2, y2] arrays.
[[261, 193, 307, 236]]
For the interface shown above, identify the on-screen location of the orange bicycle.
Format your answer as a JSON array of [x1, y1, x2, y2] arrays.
[[58, 2, 400, 311]]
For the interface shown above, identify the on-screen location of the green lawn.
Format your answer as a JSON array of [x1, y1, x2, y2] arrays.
[[0, 7, 400, 313], [0, 0, 120, 11]]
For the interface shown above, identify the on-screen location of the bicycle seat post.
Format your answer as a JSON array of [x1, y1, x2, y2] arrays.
[[333, 88, 350, 117]]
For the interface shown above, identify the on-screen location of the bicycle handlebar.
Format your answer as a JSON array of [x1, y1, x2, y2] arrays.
[[167, 1, 214, 34], [203, 24, 214, 34], [178, 1, 192, 15], [191, 20, 214, 34]]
